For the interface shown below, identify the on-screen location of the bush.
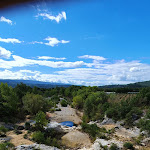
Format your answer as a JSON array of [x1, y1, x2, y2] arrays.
[[0, 142, 14, 150], [109, 143, 118, 150], [81, 123, 100, 139], [137, 119, 150, 134], [45, 137, 59, 147], [32, 131, 45, 143], [60, 100, 68, 107], [0, 126, 8, 134], [35, 111, 48, 131], [123, 142, 134, 150], [146, 109, 150, 119], [25, 122, 31, 130]]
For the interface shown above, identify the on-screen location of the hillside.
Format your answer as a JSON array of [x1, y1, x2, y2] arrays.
[[0, 79, 70, 88], [99, 80, 150, 89]]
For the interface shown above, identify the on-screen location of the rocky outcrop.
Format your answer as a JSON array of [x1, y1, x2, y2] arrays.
[[16, 144, 60, 150], [61, 130, 91, 148]]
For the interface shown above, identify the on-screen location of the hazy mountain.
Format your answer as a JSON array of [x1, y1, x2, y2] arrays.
[[99, 80, 150, 88], [0, 79, 71, 88]]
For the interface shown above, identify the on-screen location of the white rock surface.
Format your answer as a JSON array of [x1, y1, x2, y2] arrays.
[[16, 144, 60, 150]]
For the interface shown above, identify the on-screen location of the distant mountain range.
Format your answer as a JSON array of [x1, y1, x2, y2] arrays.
[[0, 79, 150, 89], [0, 79, 71, 88], [99, 80, 150, 88]]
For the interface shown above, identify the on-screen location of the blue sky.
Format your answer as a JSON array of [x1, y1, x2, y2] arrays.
[[0, 0, 150, 86]]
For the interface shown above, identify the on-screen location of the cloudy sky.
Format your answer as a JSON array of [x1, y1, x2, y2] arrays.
[[0, 0, 150, 86]]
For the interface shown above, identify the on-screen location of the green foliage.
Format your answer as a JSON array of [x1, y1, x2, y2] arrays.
[[45, 137, 60, 147], [146, 109, 150, 119], [32, 131, 45, 143], [51, 95, 60, 104], [72, 95, 84, 109], [0, 126, 8, 134], [35, 111, 48, 131], [81, 123, 99, 139], [106, 106, 120, 121], [123, 142, 134, 150], [81, 123, 107, 140], [0, 83, 19, 119], [109, 143, 118, 150], [84, 92, 108, 120], [125, 107, 142, 126], [137, 119, 150, 134], [23, 93, 44, 115], [25, 122, 31, 130], [60, 100, 68, 107], [0, 142, 14, 150]]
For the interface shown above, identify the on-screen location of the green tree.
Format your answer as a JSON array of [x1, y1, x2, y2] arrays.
[[35, 111, 48, 130], [22, 93, 44, 115], [72, 95, 84, 109], [0, 83, 19, 116]]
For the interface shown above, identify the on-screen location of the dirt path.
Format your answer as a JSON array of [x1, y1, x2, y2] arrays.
[[49, 106, 82, 124], [7, 130, 34, 146]]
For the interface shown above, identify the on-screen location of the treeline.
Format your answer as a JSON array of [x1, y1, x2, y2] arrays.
[[0, 82, 150, 134]]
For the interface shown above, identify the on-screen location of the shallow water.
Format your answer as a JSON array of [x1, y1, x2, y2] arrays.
[[60, 121, 74, 127]]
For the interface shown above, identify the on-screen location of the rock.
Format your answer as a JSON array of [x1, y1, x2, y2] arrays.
[[47, 122, 61, 129], [94, 138, 123, 148], [101, 117, 115, 125], [17, 126, 25, 130], [0, 134, 6, 137], [0, 137, 11, 143], [4, 124, 14, 130], [61, 131, 91, 148], [141, 137, 150, 145], [15, 130, 23, 134], [16, 144, 60, 150], [27, 120, 36, 126]]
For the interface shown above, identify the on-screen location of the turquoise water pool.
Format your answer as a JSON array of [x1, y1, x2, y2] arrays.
[[60, 121, 74, 127]]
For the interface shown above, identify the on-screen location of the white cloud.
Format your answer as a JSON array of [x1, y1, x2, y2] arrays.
[[29, 41, 43, 44], [0, 37, 21, 44], [0, 54, 150, 86], [0, 16, 13, 25], [44, 37, 70, 47], [0, 55, 84, 69], [0, 47, 12, 59], [79, 55, 106, 61], [38, 56, 66, 60], [36, 11, 66, 23]]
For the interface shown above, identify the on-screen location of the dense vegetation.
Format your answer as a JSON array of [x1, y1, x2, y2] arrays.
[[0, 82, 150, 148]]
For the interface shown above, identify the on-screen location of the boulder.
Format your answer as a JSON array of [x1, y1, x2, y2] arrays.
[[61, 131, 91, 148], [0, 137, 11, 143], [17, 126, 25, 130], [4, 124, 14, 130]]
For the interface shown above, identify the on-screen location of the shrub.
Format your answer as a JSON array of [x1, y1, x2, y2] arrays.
[[24, 134, 28, 139], [0, 126, 8, 134], [35, 111, 48, 131], [60, 100, 68, 107], [137, 119, 150, 134], [81, 123, 99, 139], [146, 109, 150, 119], [0, 142, 14, 150], [109, 143, 118, 150], [25, 122, 31, 130], [32, 131, 45, 143], [123, 142, 134, 150]]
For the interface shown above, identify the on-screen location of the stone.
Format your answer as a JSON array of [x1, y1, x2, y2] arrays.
[[17, 126, 25, 130]]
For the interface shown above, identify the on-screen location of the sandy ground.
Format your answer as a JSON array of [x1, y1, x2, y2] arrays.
[[7, 130, 34, 146], [61, 130, 91, 149], [48, 106, 82, 124]]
